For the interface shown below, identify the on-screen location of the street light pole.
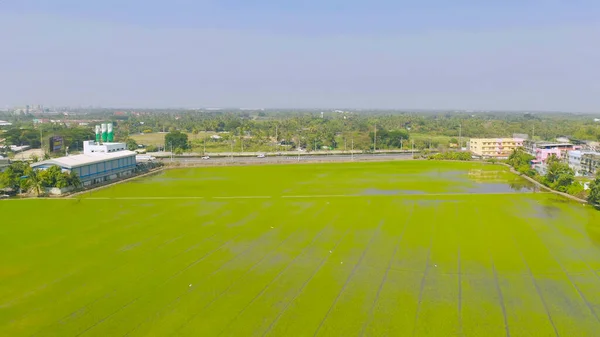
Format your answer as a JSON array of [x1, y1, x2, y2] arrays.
[[373, 125, 377, 153], [297, 133, 300, 162], [459, 123, 462, 149]]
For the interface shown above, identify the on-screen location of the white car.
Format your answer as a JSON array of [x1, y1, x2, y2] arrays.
[[257, 154, 265, 158], [201, 156, 210, 160], [0, 195, 9, 199]]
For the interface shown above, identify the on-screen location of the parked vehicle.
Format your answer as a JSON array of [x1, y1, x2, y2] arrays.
[[202, 156, 210, 160]]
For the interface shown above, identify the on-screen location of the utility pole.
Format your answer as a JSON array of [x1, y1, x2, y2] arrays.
[[532, 124, 535, 140], [351, 137, 354, 161], [297, 134, 300, 162], [400, 138, 403, 151], [344, 138, 347, 153], [459, 123, 462, 149], [203, 136, 206, 156], [373, 125, 377, 153], [231, 138, 234, 162], [170, 143, 173, 162], [412, 139, 415, 159]]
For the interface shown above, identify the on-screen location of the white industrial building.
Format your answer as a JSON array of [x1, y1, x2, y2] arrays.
[[32, 140, 137, 186]]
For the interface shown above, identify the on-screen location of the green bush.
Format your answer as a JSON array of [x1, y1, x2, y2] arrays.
[[588, 176, 600, 206], [428, 151, 471, 161]]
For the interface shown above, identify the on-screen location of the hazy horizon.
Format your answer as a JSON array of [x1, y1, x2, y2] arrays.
[[1, 1, 599, 112]]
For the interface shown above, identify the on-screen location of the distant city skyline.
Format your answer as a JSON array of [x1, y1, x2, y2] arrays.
[[1, 1, 600, 112]]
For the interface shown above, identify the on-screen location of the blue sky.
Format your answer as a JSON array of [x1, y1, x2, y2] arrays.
[[1, 1, 600, 111]]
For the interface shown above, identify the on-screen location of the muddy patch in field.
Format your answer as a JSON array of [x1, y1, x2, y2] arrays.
[[465, 182, 537, 194], [360, 188, 425, 196], [414, 199, 458, 207], [529, 203, 562, 219], [421, 170, 467, 182]]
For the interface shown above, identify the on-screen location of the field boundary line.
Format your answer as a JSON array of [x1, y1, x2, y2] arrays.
[[117, 211, 261, 336], [171, 207, 330, 336], [86, 196, 205, 200], [505, 200, 560, 337], [261, 227, 352, 337], [313, 219, 385, 336], [530, 211, 600, 326], [492, 262, 510, 337], [456, 203, 463, 335], [67, 191, 553, 201], [360, 205, 414, 336], [281, 194, 358, 198], [412, 205, 437, 337], [217, 215, 337, 336], [480, 205, 511, 337], [214, 196, 272, 199], [168, 229, 300, 336], [9, 205, 192, 323], [72, 212, 260, 336]]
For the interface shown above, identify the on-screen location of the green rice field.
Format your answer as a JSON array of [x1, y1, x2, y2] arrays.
[[2, 161, 600, 336]]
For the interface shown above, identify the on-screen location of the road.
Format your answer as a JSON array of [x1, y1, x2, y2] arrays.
[[160, 153, 415, 164]]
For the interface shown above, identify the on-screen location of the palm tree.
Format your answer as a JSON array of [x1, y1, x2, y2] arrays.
[[68, 171, 82, 189], [24, 168, 43, 196]]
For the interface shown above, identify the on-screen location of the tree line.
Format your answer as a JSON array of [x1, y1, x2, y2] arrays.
[[3, 111, 600, 154]]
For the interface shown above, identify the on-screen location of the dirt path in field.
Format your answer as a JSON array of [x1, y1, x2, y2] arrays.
[[503, 164, 588, 204]]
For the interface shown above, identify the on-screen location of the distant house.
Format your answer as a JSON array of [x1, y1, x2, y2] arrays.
[[581, 153, 600, 176], [0, 120, 12, 126], [525, 141, 581, 161], [210, 135, 222, 140], [595, 118, 600, 123], [567, 150, 600, 176], [468, 138, 524, 159]]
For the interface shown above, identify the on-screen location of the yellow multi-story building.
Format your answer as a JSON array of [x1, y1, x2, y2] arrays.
[[469, 138, 524, 158]]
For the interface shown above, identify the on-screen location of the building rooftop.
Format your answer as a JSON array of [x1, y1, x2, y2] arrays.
[[32, 150, 137, 169], [469, 137, 524, 141], [535, 143, 576, 148]]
